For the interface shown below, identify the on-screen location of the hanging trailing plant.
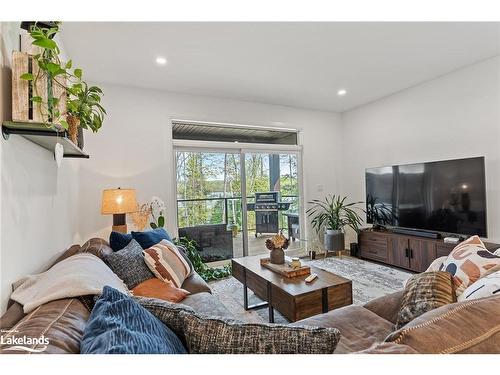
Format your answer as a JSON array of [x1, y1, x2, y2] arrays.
[[19, 22, 106, 144]]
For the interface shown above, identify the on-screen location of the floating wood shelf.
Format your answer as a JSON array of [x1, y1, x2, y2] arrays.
[[1, 121, 89, 159]]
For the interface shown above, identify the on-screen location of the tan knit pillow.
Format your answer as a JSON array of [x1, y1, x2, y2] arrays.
[[143, 240, 191, 288]]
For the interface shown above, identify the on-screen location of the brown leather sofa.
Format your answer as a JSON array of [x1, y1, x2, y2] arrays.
[[1, 238, 499, 354]]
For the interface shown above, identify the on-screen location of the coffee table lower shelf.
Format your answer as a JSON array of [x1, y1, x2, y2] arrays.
[[232, 256, 353, 323]]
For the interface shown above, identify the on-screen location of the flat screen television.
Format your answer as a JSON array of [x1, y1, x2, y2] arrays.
[[365, 157, 487, 237]]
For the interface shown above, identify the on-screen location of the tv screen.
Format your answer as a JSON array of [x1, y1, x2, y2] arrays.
[[365, 157, 487, 237]]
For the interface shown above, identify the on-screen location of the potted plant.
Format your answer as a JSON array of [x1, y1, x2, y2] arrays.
[[20, 22, 105, 148], [67, 81, 106, 148], [307, 195, 363, 252], [19, 22, 72, 127]]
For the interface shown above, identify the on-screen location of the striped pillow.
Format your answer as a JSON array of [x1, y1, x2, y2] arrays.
[[143, 240, 192, 288]]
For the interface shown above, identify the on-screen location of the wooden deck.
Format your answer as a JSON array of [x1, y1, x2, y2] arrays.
[[207, 231, 306, 267]]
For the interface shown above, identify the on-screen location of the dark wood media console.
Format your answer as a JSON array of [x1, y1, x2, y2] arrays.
[[358, 229, 500, 273]]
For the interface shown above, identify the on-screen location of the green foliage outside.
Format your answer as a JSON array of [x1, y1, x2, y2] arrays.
[[174, 237, 232, 282], [176, 151, 299, 231]]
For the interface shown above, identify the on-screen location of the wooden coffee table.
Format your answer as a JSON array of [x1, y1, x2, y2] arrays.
[[231, 255, 352, 323]]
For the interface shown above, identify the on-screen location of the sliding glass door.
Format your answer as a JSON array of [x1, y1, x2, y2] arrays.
[[176, 151, 244, 261], [175, 148, 303, 263], [244, 152, 301, 257]]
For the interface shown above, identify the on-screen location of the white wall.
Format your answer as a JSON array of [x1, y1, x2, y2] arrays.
[[78, 84, 343, 242], [0, 23, 82, 314], [341, 56, 500, 244], [1, 22, 499, 315]]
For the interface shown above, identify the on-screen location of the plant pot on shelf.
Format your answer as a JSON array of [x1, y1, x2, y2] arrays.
[[66, 115, 80, 145], [270, 248, 285, 265], [324, 229, 345, 252], [77, 127, 84, 150]]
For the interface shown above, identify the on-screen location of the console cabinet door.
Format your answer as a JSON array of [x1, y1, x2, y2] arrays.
[[409, 239, 437, 272], [389, 237, 410, 269]]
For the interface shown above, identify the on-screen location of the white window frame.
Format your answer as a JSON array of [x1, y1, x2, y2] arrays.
[[171, 120, 306, 257]]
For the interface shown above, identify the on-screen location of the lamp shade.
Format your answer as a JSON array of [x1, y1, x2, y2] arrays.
[[101, 188, 138, 215]]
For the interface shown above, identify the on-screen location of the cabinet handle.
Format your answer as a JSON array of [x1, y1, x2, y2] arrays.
[[410, 249, 414, 259], [405, 248, 409, 258]]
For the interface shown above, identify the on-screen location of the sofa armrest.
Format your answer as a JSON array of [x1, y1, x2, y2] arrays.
[[363, 291, 403, 325], [0, 301, 25, 330], [181, 273, 212, 295]]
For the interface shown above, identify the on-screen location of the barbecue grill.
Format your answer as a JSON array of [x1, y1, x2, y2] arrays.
[[247, 192, 290, 237]]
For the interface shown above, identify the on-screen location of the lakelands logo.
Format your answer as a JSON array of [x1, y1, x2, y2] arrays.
[[0, 329, 49, 353]]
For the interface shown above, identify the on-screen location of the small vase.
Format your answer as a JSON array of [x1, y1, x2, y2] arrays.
[[270, 248, 285, 264], [66, 115, 80, 145]]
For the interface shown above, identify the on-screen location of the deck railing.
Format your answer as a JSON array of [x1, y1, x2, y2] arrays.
[[177, 195, 299, 230]]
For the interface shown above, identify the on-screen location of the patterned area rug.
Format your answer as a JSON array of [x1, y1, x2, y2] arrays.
[[209, 255, 411, 324]]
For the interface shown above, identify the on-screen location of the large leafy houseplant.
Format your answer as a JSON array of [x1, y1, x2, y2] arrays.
[[307, 195, 364, 234], [307, 195, 363, 252]]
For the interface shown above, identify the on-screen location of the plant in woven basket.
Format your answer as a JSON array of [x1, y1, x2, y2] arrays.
[[66, 81, 106, 142]]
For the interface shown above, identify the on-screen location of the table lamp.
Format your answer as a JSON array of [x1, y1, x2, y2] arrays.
[[101, 188, 137, 233]]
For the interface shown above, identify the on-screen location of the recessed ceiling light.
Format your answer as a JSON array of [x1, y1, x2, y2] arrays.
[[155, 56, 167, 65], [337, 89, 347, 96]]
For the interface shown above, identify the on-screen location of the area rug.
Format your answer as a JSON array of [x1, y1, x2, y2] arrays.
[[209, 256, 411, 324]]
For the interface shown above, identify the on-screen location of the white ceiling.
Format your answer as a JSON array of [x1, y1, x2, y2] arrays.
[[61, 22, 500, 112]]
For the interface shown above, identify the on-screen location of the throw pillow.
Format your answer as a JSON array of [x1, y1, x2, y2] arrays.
[[425, 256, 447, 272], [103, 239, 154, 289], [109, 231, 133, 251], [386, 295, 500, 353], [180, 312, 341, 354], [143, 240, 192, 288], [396, 271, 456, 329], [441, 235, 500, 296], [176, 244, 195, 277], [134, 295, 196, 345], [81, 286, 186, 354], [132, 227, 172, 249], [132, 278, 190, 303], [458, 269, 500, 301]]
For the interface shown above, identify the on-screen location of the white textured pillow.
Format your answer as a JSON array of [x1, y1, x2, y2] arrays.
[[494, 248, 500, 256], [458, 269, 500, 301], [425, 256, 447, 272], [441, 236, 500, 296]]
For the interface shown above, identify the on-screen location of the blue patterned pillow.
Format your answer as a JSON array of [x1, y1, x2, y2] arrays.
[[132, 228, 172, 249], [81, 286, 187, 354], [109, 231, 133, 251]]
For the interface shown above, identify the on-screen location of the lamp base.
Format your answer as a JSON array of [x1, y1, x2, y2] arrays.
[[112, 214, 128, 234], [112, 224, 127, 233]]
